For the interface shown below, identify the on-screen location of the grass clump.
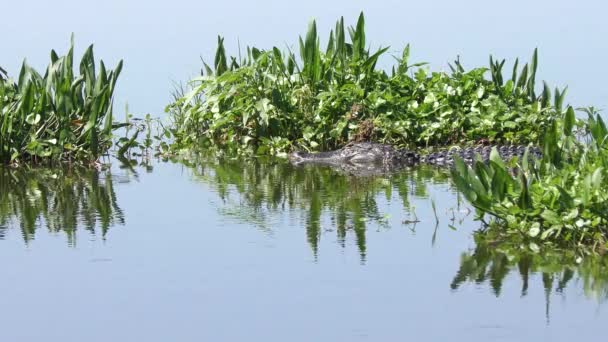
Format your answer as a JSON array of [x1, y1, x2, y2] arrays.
[[0, 37, 123, 166], [451, 107, 608, 251], [167, 12, 563, 155]]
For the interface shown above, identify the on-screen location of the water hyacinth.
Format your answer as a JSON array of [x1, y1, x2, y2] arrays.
[[0, 37, 123, 165], [451, 107, 608, 251], [167, 12, 563, 155]]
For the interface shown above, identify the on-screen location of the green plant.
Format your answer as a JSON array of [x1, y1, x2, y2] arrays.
[[451, 107, 608, 250], [0, 37, 123, 165], [167, 13, 561, 156], [0, 66, 7, 81], [116, 109, 171, 165]]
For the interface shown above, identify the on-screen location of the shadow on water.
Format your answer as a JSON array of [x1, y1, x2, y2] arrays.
[[0, 166, 126, 245], [182, 154, 452, 261]]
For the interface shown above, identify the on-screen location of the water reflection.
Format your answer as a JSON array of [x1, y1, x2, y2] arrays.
[[184, 154, 608, 307], [452, 237, 608, 305], [183, 154, 452, 260], [0, 167, 125, 245]]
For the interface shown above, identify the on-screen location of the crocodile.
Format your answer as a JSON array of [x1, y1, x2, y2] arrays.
[[289, 142, 542, 172]]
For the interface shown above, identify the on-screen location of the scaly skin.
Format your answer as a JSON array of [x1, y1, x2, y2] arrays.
[[422, 145, 542, 166], [289, 142, 542, 168], [288, 142, 421, 166]]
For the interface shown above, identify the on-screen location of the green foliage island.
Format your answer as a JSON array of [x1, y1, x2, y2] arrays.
[[1, 13, 607, 252], [166, 13, 563, 155], [164, 12, 607, 252]]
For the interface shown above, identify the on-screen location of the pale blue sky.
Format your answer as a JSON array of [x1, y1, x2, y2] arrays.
[[4, 0, 607, 116]]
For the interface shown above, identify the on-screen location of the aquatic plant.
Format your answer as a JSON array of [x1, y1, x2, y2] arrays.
[[167, 12, 562, 155], [451, 107, 608, 251], [0, 66, 7, 81], [115, 109, 171, 165], [0, 38, 123, 165]]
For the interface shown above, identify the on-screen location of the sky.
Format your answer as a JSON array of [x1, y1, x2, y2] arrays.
[[3, 0, 607, 117]]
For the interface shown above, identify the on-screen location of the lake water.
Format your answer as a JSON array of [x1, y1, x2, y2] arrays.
[[1, 157, 606, 341], [3, 0, 608, 341]]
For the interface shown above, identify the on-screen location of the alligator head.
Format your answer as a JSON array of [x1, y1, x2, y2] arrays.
[[289, 142, 542, 172], [289, 142, 420, 167]]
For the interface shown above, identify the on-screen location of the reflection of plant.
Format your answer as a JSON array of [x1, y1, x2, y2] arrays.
[[451, 235, 608, 304], [168, 12, 561, 155], [182, 152, 450, 260], [0, 167, 125, 245]]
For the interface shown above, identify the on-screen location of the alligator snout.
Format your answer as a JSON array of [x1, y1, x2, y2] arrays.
[[288, 151, 310, 164]]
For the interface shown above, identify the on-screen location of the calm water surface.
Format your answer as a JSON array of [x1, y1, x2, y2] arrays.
[[0, 158, 606, 341], [3, 0, 608, 341]]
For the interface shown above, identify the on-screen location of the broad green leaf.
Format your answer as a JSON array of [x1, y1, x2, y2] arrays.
[[564, 106, 575, 136]]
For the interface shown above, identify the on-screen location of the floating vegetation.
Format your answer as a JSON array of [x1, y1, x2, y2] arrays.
[[0, 166, 126, 245], [451, 107, 608, 251], [0, 37, 123, 166], [167, 12, 563, 155]]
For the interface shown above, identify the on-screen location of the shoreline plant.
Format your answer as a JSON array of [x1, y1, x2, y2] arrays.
[[0, 38, 123, 166], [451, 107, 608, 252], [167, 12, 564, 155], [0, 66, 7, 81]]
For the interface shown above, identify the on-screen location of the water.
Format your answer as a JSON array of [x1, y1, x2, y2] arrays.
[[3, 1, 608, 340], [1, 158, 606, 341]]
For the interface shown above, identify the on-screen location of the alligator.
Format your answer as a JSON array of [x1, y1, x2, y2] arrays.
[[289, 142, 542, 174]]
